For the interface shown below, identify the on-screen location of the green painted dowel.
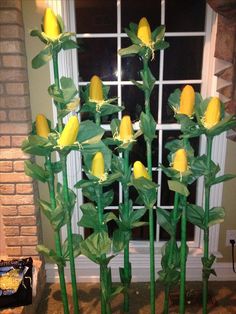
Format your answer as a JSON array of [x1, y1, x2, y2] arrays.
[[202, 136, 213, 314], [123, 149, 131, 313], [95, 112, 101, 126], [45, 156, 69, 314], [179, 196, 187, 314], [163, 192, 179, 314], [61, 154, 79, 314]]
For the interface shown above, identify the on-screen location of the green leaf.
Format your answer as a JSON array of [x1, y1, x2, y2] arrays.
[[186, 203, 205, 229], [103, 190, 114, 208], [156, 207, 174, 236], [131, 79, 144, 91], [62, 234, 83, 260], [30, 29, 47, 44], [152, 25, 165, 42], [37, 244, 65, 266], [80, 231, 112, 264], [22, 135, 53, 156], [124, 28, 141, 45], [119, 262, 132, 285], [24, 160, 49, 182], [32, 45, 52, 69], [104, 212, 117, 224], [78, 120, 104, 144], [112, 229, 129, 253], [38, 199, 52, 221], [132, 177, 157, 208], [130, 208, 146, 224], [118, 44, 141, 57], [211, 174, 236, 186], [140, 111, 156, 141], [208, 207, 225, 227], [168, 88, 181, 112], [140, 66, 156, 92], [62, 39, 78, 50], [51, 161, 62, 174], [168, 180, 189, 197]]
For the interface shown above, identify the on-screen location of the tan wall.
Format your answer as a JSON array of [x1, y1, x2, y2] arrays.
[[22, 0, 55, 250], [218, 138, 236, 262], [21, 0, 236, 263]]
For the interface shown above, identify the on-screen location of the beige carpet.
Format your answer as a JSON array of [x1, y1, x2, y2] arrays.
[[37, 282, 236, 314]]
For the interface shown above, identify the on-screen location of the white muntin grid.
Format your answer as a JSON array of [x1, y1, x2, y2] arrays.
[[74, 0, 212, 249]]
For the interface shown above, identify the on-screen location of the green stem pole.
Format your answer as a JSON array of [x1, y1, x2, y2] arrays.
[[45, 156, 69, 314], [95, 112, 101, 126], [143, 57, 156, 314], [179, 196, 187, 314], [163, 192, 179, 314], [96, 185, 111, 314], [61, 154, 79, 314], [203, 136, 213, 314], [52, 51, 63, 133], [123, 149, 131, 313]]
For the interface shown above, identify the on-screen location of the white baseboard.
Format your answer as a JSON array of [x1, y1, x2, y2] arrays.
[[45, 253, 236, 283]]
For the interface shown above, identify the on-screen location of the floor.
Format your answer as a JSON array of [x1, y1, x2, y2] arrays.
[[37, 282, 236, 314]]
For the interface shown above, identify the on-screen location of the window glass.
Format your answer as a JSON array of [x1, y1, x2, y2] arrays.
[[75, 0, 117, 33]]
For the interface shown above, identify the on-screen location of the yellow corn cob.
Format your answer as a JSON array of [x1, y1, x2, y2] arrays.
[[203, 97, 221, 129], [179, 85, 195, 117], [133, 161, 149, 179], [119, 115, 133, 141], [58, 115, 79, 147], [91, 152, 105, 179], [137, 17, 152, 46], [43, 8, 61, 39], [172, 149, 188, 173], [89, 75, 104, 102], [35, 114, 50, 138]]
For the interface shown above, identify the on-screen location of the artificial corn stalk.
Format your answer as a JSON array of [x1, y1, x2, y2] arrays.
[[35, 114, 50, 138], [58, 116, 79, 147], [172, 149, 188, 173], [137, 17, 152, 46], [133, 161, 149, 179], [179, 85, 195, 117], [43, 8, 61, 40], [203, 97, 221, 129]]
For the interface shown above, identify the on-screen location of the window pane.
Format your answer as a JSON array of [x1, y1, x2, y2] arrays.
[[162, 84, 201, 123], [121, 0, 161, 30], [78, 38, 117, 82], [161, 130, 199, 206], [164, 37, 204, 80], [122, 85, 159, 121], [121, 38, 159, 81], [75, 0, 117, 33], [165, 0, 206, 32]]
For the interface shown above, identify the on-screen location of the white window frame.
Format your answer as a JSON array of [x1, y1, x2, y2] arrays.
[[46, 0, 227, 281]]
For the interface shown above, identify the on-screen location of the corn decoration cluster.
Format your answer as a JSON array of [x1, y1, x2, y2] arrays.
[[23, 7, 236, 314]]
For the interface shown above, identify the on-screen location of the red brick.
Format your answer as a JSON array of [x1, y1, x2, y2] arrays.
[[4, 226, 20, 236], [8, 109, 31, 122], [6, 247, 21, 256], [0, 84, 4, 95], [0, 148, 29, 160], [0, 161, 13, 172], [0, 96, 30, 109], [16, 183, 33, 194], [11, 135, 27, 147], [0, 41, 24, 54], [13, 160, 24, 171], [0, 122, 31, 134], [18, 205, 36, 215], [0, 135, 11, 147], [0, 0, 22, 10], [0, 69, 27, 82], [0, 10, 22, 25], [6, 236, 38, 246], [2, 55, 27, 68], [3, 216, 36, 226], [0, 110, 7, 121], [5, 82, 29, 95], [1, 194, 34, 205], [0, 25, 24, 39], [0, 172, 32, 183], [21, 226, 37, 236], [0, 184, 15, 194], [1, 205, 17, 215], [22, 246, 38, 256]]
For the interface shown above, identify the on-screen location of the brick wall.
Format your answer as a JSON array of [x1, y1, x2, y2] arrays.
[[0, 0, 41, 260]]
